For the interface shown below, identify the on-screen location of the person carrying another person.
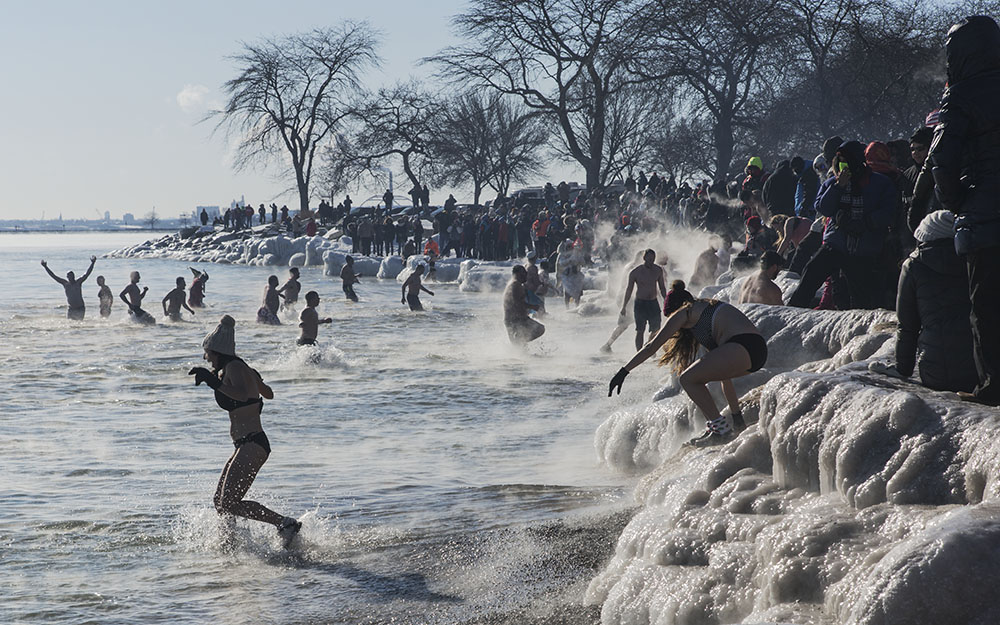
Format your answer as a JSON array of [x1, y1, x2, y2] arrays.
[[609, 282, 766, 447], [620, 249, 667, 351], [738, 250, 785, 305], [788, 140, 896, 309], [503, 265, 545, 345], [188, 268, 208, 308], [41, 256, 96, 320]]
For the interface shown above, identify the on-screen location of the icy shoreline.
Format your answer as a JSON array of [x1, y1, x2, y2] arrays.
[[590, 291, 1000, 624], [104, 227, 608, 292]]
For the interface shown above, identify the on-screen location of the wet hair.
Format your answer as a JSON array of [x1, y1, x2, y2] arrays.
[[268, 275, 279, 287], [512, 265, 527, 277], [176, 276, 185, 286], [290, 267, 299, 276], [305, 290, 319, 303], [761, 250, 784, 270]]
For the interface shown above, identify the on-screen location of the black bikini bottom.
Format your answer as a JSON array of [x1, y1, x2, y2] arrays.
[[233, 431, 271, 456], [726, 333, 768, 372]]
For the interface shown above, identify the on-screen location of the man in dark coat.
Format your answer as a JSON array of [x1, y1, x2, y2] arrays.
[[914, 15, 1000, 405], [762, 159, 797, 217], [791, 156, 819, 219]]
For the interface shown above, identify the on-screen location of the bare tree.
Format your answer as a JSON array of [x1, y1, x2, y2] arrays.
[[485, 98, 549, 197], [333, 83, 443, 194], [144, 208, 159, 230], [213, 24, 379, 212], [656, 0, 789, 180], [429, 0, 666, 191]]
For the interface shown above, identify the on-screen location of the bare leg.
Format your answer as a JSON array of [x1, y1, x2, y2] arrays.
[[679, 343, 753, 423], [720, 379, 741, 414], [214, 444, 286, 526]]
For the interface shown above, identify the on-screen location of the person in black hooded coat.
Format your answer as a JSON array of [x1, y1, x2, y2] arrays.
[[913, 15, 1000, 405], [894, 210, 978, 393], [762, 159, 797, 217]]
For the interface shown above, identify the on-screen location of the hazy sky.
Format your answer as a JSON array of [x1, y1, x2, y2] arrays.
[[0, 0, 578, 220]]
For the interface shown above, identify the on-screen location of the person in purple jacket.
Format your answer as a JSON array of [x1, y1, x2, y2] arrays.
[[788, 140, 897, 309]]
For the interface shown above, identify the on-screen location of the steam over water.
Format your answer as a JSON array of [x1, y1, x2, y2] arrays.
[[1, 233, 632, 625]]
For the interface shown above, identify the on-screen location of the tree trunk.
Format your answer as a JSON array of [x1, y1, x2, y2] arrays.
[[713, 118, 735, 181], [473, 181, 482, 207], [402, 152, 419, 189], [295, 165, 310, 213]]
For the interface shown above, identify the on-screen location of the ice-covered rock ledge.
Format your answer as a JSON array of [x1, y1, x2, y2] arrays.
[[589, 304, 1000, 625]]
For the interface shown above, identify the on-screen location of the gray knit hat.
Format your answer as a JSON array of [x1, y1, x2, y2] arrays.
[[914, 210, 956, 243], [203, 314, 236, 355]]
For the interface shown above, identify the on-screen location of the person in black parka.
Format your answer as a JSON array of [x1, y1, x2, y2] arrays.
[[894, 210, 978, 392], [913, 16, 1000, 404]]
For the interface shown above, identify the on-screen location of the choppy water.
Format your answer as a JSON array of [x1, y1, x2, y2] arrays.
[[0, 232, 635, 625]]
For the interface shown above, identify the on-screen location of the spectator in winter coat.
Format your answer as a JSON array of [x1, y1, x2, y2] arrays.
[[877, 210, 978, 392], [788, 140, 897, 309], [741, 157, 767, 197], [914, 15, 1000, 405], [791, 156, 819, 218], [902, 126, 935, 235], [762, 159, 797, 217]]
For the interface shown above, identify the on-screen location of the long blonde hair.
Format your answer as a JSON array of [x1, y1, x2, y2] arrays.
[[658, 302, 699, 375]]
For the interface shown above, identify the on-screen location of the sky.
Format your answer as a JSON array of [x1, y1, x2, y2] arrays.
[[0, 0, 579, 221]]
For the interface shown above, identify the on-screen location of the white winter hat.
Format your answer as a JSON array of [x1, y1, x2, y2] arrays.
[[914, 210, 956, 243]]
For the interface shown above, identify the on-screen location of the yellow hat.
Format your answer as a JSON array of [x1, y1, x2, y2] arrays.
[[747, 157, 763, 170]]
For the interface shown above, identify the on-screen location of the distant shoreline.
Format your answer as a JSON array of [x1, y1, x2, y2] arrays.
[[0, 227, 176, 234]]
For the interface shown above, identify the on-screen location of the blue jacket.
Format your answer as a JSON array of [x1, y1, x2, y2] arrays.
[[815, 170, 896, 257]]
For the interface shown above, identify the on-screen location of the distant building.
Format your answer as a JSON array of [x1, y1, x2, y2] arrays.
[[104, 211, 110, 222], [123, 213, 134, 225]]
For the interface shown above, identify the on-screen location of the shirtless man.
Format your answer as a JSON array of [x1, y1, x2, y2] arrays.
[[298, 291, 332, 346], [503, 265, 545, 344], [278, 267, 301, 310], [120, 271, 155, 324], [601, 251, 646, 353], [41, 256, 96, 320], [621, 249, 667, 350], [401, 265, 434, 311], [162, 277, 195, 321], [738, 250, 784, 306], [96, 275, 113, 318], [524, 251, 545, 314], [340, 256, 361, 302]]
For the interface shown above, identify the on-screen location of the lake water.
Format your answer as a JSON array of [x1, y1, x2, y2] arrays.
[[0, 232, 639, 625]]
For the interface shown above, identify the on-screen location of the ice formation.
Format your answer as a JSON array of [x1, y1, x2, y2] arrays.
[[589, 301, 1000, 625]]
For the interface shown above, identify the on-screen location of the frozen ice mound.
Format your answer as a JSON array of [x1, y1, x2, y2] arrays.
[[395, 255, 463, 284], [590, 303, 1000, 624]]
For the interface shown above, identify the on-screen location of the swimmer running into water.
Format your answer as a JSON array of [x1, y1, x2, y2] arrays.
[[298, 291, 332, 346], [120, 271, 155, 325], [41, 256, 96, 320], [609, 281, 767, 447], [340, 256, 361, 302], [96, 276, 113, 318], [401, 265, 434, 311], [188, 268, 208, 308], [188, 315, 301, 544], [163, 277, 195, 322], [503, 265, 545, 344], [278, 267, 301, 310], [257, 276, 282, 325]]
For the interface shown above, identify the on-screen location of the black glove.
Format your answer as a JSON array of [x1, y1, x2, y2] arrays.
[[189, 367, 221, 389], [608, 367, 629, 397]]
